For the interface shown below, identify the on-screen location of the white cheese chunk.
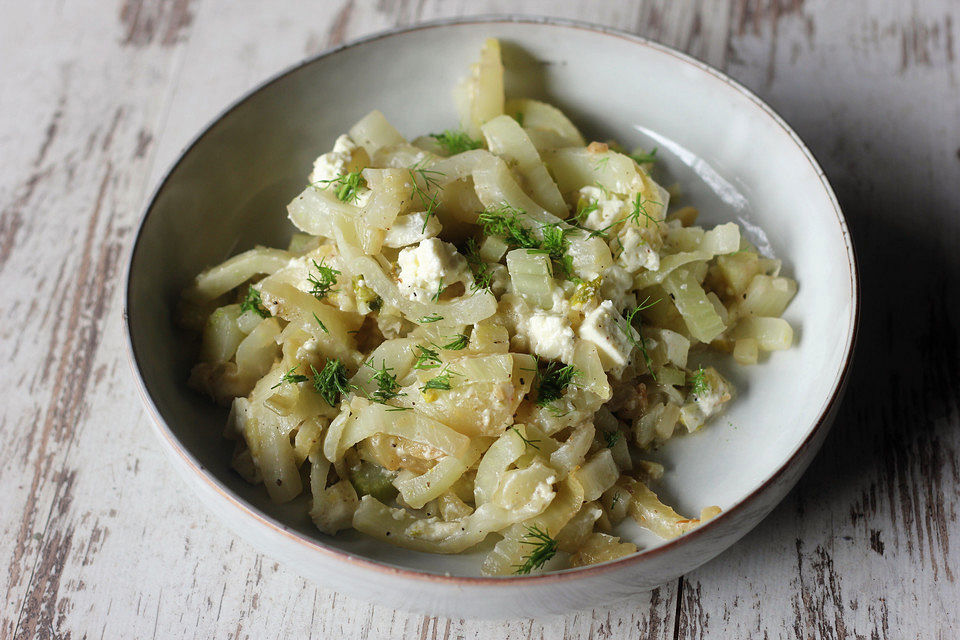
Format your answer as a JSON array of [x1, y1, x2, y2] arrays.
[[579, 300, 635, 371], [308, 134, 372, 207], [309, 134, 358, 184], [616, 225, 660, 273], [527, 311, 575, 364], [577, 185, 628, 231], [692, 368, 732, 418], [679, 367, 733, 432], [600, 264, 636, 311], [396, 238, 470, 302]]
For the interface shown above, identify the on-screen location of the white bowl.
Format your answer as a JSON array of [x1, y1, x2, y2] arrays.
[[124, 16, 858, 618]]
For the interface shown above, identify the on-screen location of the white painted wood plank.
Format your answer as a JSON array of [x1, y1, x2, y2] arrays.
[[1, 0, 957, 639], [678, 1, 960, 638], [0, 1, 196, 637]]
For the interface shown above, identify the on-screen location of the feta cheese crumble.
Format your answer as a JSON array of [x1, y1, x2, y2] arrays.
[[308, 134, 371, 207], [527, 311, 576, 364], [579, 300, 635, 371], [691, 368, 732, 418], [309, 135, 358, 184], [577, 185, 628, 231], [396, 238, 471, 302], [616, 225, 660, 273], [600, 264, 636, 311], [679, 367, 733, 432]]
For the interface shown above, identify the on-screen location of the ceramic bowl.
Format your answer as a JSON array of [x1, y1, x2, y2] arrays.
[[124, 16, 858, 618]]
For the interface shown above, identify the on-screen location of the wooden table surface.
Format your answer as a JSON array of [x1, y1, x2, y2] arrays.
[[2, 1, 958, 638]]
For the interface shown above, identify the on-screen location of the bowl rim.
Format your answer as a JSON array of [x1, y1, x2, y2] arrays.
[[123, 14, 860, 585]]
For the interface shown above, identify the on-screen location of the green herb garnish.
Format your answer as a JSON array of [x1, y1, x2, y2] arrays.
[[604, 430, 622, 448], [513, 111, 524, 127], [513, 525, 558, 575], [307, 258, 340, 300], [574, 199, 599, 224], [412, 345, 442, 370], [312, 312, 329, 333], [532, 223, 575, 279], [409, 162, 445, 232], [477, 205, 538, 250], [311, 359, 352, 406], [618, 297, 660, 380], [627, 193, 661, 227], [631, 147, 658, 164], [418, 313, 443, 324], [431, 278, 445, 302], [315, 170, 368, 203], [536, 362, 580, 406], [271, 365, 309, 389], [365, 360, 405, 403], [688, 366, 709, 397], [464, 238, 493, 292], [439, 333, 469, 350], [509, 426, 541, 451], [610, 233, 624, 259], [479, 207, 577, 280], [420, 366, 456, 392], [581, 213, 625, 240], [430, 129, 482, 155], [240, 287, 270, 318]]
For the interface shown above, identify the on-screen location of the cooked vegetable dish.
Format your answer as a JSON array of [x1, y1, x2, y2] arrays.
[[179, 39, 797, 574]]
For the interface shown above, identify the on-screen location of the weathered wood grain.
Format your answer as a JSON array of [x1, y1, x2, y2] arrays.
[[0, 0, 957, 639], [676, 2, 960, 638], [0, 1, 197, 637]]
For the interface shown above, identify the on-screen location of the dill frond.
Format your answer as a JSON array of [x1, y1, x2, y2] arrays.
[[626, 193, 661, 227], [311, 359, 352, 406], [408, 162, 446, 232], [420, 365, 458, 392], [536, 362, 580, 406], [439, 334, 469, 350], [464, 238, 493, 292], [311, 312, 329, 333], [430, 129, 482, 155], [508, 426, 541, 451], [240, 287, 270, 318], [271, 365, 309, 389], [619, 297, 660, 380], [688, 366, 709, 397], [477, 205, 539, 250], [412, 345, 442, 370], [631, 147, 658, 164], [315, 170, 367, 203], [307, 258, 340, 300], [365, 360, 405, 403], [513, 525, 558, 575]]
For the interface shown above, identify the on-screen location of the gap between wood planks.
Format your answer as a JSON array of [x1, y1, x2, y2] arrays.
[[673, 576, 685, 639]]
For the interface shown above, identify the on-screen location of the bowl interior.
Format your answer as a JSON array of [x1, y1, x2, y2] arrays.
[[127, 20, 855, 577]]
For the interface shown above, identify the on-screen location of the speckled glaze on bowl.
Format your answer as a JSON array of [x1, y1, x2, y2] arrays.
[[124, 16, 858, 618]]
